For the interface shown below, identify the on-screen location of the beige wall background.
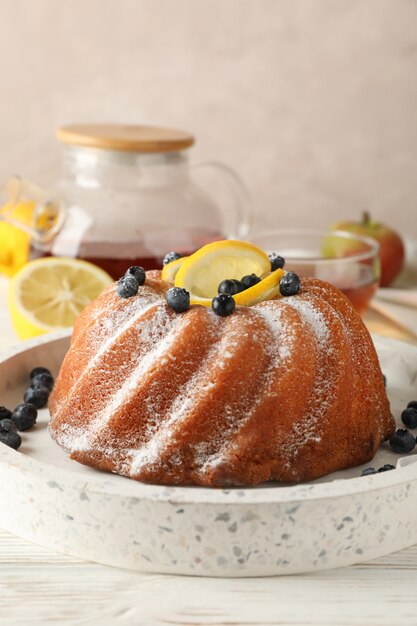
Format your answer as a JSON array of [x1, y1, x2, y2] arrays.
[[0, 0, 416, 236]]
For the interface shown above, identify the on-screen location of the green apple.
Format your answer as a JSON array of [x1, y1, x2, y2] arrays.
[[331, 212, 405, 287]]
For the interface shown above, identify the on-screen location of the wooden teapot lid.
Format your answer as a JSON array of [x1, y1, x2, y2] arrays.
[[56, 124, 195, 153]]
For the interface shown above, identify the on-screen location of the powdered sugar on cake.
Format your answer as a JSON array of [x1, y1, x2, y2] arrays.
[[49, 273, 394, 487], [193, 304, 297, 477]]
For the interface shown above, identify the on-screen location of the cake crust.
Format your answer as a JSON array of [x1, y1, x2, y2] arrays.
[[49, 271, 394, 487]]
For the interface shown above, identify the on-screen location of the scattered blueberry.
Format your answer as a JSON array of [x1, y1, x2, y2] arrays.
[[401, 407, 417, 430], [0, 406, 12, 420], [279, 272, 301, 297], [241, 274, 261, 289], [218, 279, 243, 296], [382, 373, 387, 387], [269, 252, 285, 271], [30, 367, 51, 380], [0, 418, 21, 450], [163, 252, 181, 266], [378, 464, 395, 472], [389, 428, 416, 454], [11, 403, 38, 431], [407, 400, 417, 411], [125, 266, 145, 286], [23, 385, 49, 409], [166, 287, 190, 313], [31, 371, 54, 392], [0, 418, 16, 432], [361, 467, 377, 476], [212, 293, 236, 317], [117, 275, 139, 299]]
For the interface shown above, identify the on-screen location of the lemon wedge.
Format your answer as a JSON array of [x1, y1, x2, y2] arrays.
[[174, 240, 271, 306], [161, 256, 188, 284], [9, 257, 113, 339], [233, 268, 285, 306]]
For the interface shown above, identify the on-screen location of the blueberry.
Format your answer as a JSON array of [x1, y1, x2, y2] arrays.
[[30, 367, 51, 380], [279, 272, 301, 297], [378, 464, 395, 472], [218, 279, 244, 296], [212, 293, 236, 317], [163, 252, 181, 266], [23, 385, 49, 409], [0, 418, 16, 433], [407, 400, 417, 411], [0, 406, 12, 420], [231, 279, 244, 293], [11, 403, 38, 431], [0, 419, 21, 450], [166, 287, 190, 313], [117, 275, 139, 299], [218, 279, 234, 295], [389, 428, 416, 454], [401, 407, 417, 429], [125, 266, 145, 286], [31, 371, 54, 392], [241, 274, 261, 289], [361, 467, 377, 476], [269, 253, 285, 271]]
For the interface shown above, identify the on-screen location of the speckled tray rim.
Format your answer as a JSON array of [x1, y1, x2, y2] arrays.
[[1, 330, 417, 506]]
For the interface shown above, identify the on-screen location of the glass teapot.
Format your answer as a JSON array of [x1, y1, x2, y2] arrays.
[[1, 124, 251, 279]]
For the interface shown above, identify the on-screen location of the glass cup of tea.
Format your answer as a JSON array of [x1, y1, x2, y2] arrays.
[[249, 229, 380, 315]]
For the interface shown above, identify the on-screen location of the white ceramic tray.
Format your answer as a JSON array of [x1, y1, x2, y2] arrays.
[[0, 331, 417, 577]]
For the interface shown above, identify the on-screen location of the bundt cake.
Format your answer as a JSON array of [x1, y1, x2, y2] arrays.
[[49, 245, 394, 487]]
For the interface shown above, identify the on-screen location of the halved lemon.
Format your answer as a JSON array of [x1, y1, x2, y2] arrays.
[[0, 222, 30, 277], [0, 201, 35, 276], [9, 257, 113, 339], [174, 240, 271, 306], [161, 256, 188, 284]]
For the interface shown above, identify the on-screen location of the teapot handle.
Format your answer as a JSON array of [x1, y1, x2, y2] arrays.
[[190, 161, 252, 239]]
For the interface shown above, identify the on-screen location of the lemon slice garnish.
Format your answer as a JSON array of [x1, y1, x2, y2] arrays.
[[174, 240, 271, 306], [161, 256, 188, 284], [9, 257, 113, 339], [233, 268, 285, 306]]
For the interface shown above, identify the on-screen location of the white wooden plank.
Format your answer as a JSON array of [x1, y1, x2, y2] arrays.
[[2, 529, 417, 625], [2, 562, 417, 626], [0, 529, 82, 564]]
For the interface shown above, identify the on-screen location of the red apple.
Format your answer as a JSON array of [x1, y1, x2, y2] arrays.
[[331, 212, 405, 287]]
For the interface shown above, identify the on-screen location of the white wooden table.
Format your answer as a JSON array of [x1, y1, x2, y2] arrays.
[[1, 277, 417, 625]]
